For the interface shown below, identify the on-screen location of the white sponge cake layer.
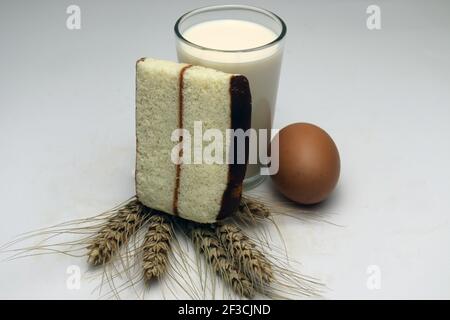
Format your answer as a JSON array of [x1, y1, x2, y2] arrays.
[[135, 58, 189, 215], [135, 58, 251, 223], [177, 66, 231, 223]]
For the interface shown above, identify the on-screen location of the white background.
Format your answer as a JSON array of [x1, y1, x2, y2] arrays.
[[1, 0, 449, 299]]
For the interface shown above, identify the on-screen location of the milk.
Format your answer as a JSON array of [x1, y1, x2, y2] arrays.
[[176, 19, 284, 179]]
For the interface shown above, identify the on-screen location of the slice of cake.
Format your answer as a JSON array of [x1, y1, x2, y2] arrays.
[[135, 58, 251, 223]]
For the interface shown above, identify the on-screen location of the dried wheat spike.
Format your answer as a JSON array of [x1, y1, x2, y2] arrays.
[[142, 212, 173, 281], [216, 223, 273, 287], [87, 199, 146, 266], [239, 195, 271, 221], [191, 226, 255, 299]]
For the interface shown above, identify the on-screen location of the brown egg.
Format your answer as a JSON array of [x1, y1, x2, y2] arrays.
[[270, 123, 340, 205]]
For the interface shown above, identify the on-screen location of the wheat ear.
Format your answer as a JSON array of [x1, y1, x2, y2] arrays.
[[142, 212, 173, 281], [239, 195, 271, 221], [87, 199, 146, 266], [190, 226, 255, 298], [216, 223, 273, 287]]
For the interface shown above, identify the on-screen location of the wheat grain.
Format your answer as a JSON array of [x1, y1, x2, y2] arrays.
[[216, 223, 273, 287], [190, 226, 255, 298], [239, 195, 270, 221], [142, 212, 173, 281], [87, 199, 146, 266]]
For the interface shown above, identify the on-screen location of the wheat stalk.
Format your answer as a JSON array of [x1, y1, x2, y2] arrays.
[[87, 199, 146, 266], [190, 225, 255, 298], [216, 223, 273, 287], [142, 212, 173, 281], [239, 195, 271, 221]]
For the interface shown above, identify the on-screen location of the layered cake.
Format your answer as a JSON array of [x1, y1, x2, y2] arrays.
[[135, 58, 251, 223]]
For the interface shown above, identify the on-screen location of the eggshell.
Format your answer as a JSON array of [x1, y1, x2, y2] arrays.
[[271, 123, 340, 205]]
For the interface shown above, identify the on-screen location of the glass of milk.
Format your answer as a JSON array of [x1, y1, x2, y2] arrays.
[[175, 5, 286, 189]]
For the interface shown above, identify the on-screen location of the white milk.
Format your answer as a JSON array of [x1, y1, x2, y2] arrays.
[[176, 19, 283, 179]]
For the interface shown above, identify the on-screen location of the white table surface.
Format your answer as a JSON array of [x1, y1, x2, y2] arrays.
[[1, 0, 449, 299]]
